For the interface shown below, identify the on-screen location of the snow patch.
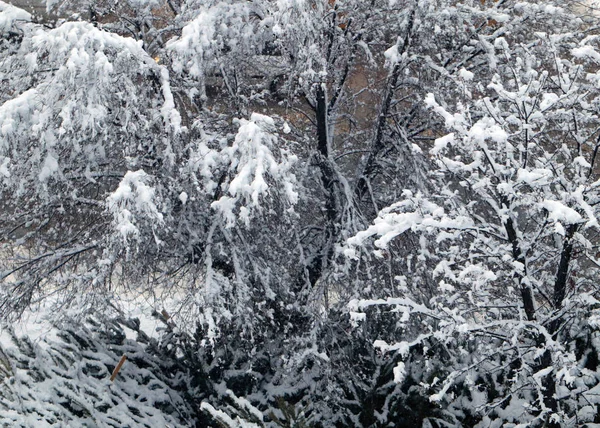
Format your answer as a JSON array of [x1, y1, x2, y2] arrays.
[[540, 200, 582, 224]]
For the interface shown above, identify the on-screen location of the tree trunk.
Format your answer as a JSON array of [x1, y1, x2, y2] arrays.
[[303, 83, 342, 290], [540, 223, 578, 427], [503, 215, 536, 322], [354, 8, 415, 209], [552, 224, 578, 313]]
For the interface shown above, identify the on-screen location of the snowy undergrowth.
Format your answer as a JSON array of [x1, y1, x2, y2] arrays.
[[0, 302, 196, 427]]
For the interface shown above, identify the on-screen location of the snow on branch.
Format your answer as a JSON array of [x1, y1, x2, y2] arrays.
[[0, 1, 30, 35], [344, 191, 473, 256], [107, 170, 163, 243], [211, 113, 298, 227]]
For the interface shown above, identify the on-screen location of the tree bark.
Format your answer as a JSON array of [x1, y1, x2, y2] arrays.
[[538, 223, 578, 427], [303, 83, 342, 290], [354, 8, 415, 207], [503, 215, 536, 322], [552, 224, 578, 312]]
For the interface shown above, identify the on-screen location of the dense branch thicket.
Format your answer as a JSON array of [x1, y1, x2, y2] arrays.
[[3, 0, 600, 426]]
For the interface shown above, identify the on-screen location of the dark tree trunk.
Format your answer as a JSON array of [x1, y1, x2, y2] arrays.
[[354, 8, 415, 208], [316, 83, 329, 160], [552, 224, 578, 312], [539, 223, 579, 427], [303, 83, 341, 290], [503, 215, 536, 322], [539, 347, 559, 428]]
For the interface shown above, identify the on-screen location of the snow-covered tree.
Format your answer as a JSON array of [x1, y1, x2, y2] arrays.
[[345, 3, 600, 425]]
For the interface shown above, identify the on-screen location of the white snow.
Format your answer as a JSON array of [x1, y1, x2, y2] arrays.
[[211, 113, 297, 227], [159, 66, 182, 134], [540, 200, 582, 224], [431, 133, 455, 155], [572, 45, 600, 63], [179, 191, 188, 205], [0, 1, 31, 34], [107, 170, 164, 241], [38, 153, 59, 182], [517, 168, 553, 185], [346, 195, 474, 251], [393, 362, 406, 383], [458, 67, 474, 81]]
